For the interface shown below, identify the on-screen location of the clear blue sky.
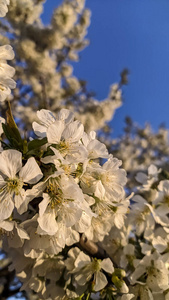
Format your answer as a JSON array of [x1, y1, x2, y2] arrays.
[[42, 0, 169, 136]]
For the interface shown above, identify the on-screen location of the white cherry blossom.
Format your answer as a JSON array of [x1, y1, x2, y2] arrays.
[[80, 156, 127, 202], [82, 130, 109, 159], [32, 108, 74, 138], [37, 173, 93, 237], [0, 149, 43, 220], [73, 251, 114, 292], [130, 252, 169, 293]]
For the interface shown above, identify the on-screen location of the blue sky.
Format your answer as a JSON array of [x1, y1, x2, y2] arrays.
[[42, 0, 169, 137]]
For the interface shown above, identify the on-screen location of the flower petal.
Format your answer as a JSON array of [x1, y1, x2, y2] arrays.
[[47, 120, 65, 143], [32, 122, 47, 138], [19, 157, 43, 184], [100, 258, 114, 274], [62, 120, 84, 142], [0, 220, 14, 231], [37, 109, 56, 127], [0, 149, 22, 178], [39, 194, 50, 217], [0, 45, 15, 60], [0, 193, 14, 221], [58, 108, 74, 124], [38, 209, 58, 235], [15, 193, 24, 211], [94, 271, 108, 292]]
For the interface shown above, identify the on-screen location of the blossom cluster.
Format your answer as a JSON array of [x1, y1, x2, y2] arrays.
[[1, 1, 169, 300], [2, 111, 169, 300], [0, 106, 131, 299], [0, 44, 16, 101], [101, 164, 169, 299], [0, 0, 124, 134], [106, 119, 169, 191], [0, 1, 129, 299]]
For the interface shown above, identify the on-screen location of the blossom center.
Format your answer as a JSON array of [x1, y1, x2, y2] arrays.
[[57, 140, 70, 155], [46, 178, 63, 208], [164, 195, 169, 205], [91, 258, 101, 272], [6, 177, 23, 195], [101, 172, 113, 187]]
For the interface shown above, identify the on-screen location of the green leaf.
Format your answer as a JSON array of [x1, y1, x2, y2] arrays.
[[6, 102, 23, 145], [28, 137, 47, 151], [2, 123, 12, 142], [2, 123, 23, 150]]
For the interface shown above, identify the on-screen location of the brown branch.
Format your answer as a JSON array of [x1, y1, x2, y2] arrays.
[[79, 234, 110, 261]]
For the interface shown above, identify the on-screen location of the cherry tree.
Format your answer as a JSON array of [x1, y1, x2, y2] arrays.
[[0, 1, 169, 300]]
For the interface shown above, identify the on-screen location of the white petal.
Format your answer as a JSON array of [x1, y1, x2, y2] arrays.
[[50, 147, 64, 160], [16, 225, 30, 240], [0, 77, 16, 89], [95, 181, 105, 199], [90, 131, 96, 139], [94, 271, 108, 291], [75, 209, 93, 233], [67, 247, 81, 260], [88, 139, 109, 159], [0, 63, 15, 77], [40, 155, 54, 164], [15, 193, 25, 211], [152, 236, 167, 253], [158, 180, 169, 193], [0, 149, 22, 178], [84, 194, 95, 206], [17, 197, 29, 215], [100, 258, 114, 274], [32, 122, 47, 138], [0, 194, 14, 221], [135, 172, 148, 184], [39, 194, 50, 217], [55, 224, 67, 248], [0, 45, 15, 60], [66, 228, 79, 245], [0, 175, 6, 188], [148, 164, 158, 175], [61, 175, 84, 202], [0, 4, 8, 17], [61, 205, 82, 227], [19, 157, 43, 184], [62, 120, 84, 142], [140, 243, 152, 255], [58, 109, 74, 124], [47, 120, 65, 143], [0, 84, 11, 102], [75, 268, 93, 285], [75, 251, 91, 268], [0, 220, 14, 231], [37, 109, 56, 127], [130, 266, 146, 284], [38, 209, 58, 235]]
